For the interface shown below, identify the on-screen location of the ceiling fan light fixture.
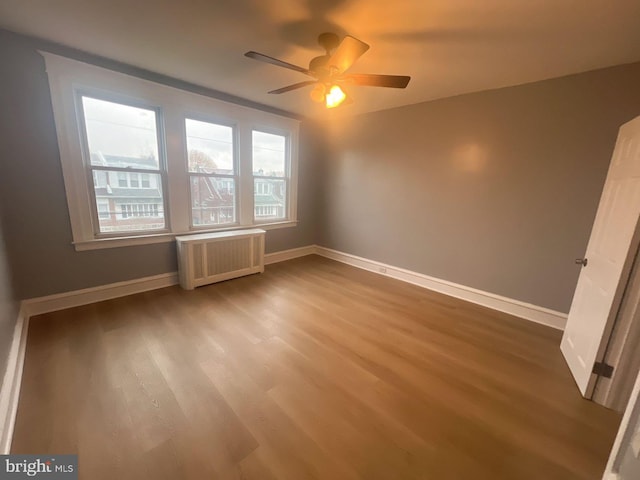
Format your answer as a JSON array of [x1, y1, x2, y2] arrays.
[[245, 33, 411, 109], [325, 84, 346, 108]]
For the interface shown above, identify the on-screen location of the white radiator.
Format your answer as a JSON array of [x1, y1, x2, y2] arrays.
[[175, 229, 265, 290]]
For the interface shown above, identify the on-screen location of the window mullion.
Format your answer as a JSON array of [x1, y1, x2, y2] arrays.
[[238, 122, 254, 226], [164, 107, 190, 233]]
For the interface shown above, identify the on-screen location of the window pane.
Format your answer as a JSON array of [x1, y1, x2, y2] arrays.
[[185, 119, 234, 174], [117, 172, 127, 187], [252, 131, 286, 177], [82, 96, 160, 170], [92, 169, 165, 233], [191, 176, 236, 226], [97, 201, 110, 220], [130, 173, 139, 188], [94, 170, 108, 187], [254, 178, 286, 221]]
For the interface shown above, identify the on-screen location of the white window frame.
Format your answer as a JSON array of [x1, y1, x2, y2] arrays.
[[42, 52, 299, 251], [251, 128, 290, 224], [76, 91, 170, 237], [183, 115, 240, 230]]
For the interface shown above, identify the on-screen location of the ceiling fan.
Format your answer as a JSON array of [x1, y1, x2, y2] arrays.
[[244, 33, 411, 109]]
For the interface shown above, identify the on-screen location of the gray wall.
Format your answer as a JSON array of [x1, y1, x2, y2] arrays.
[[3, 26, 640, 315], [0, 33, 21, 382], [0, 217, 19, 385], [0, 30, 321, 299], [322, 62, 640, 313], [266, 119, 325, 253]]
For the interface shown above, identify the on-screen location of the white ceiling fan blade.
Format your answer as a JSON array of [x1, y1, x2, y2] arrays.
[[268, 81, 317, 94], [341, 73, 411, 88], [327, 35, 370, 74], [244, 51, 312, 76]]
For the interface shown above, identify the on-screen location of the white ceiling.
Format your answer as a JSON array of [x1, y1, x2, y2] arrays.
[[1, 0, 640, 118]]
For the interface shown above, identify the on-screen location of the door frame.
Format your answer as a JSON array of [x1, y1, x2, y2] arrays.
[[603, 367, 640, 479], [593, 237, 640, 411], [561, 115, 640, 397]]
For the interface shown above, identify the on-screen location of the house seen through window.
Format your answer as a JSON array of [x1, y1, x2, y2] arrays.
[[185, 118, 237, 227], [252, 130, 287, 221], [82, 96, 166, 234], [42, 52, 299, 249]]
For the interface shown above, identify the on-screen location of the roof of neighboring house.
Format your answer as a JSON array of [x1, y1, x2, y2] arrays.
[[95, 187, 162, 199], [90, 152, 158, 169], [254, 193, 283, 207]]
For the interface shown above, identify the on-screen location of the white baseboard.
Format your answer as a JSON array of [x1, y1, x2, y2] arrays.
[[4, 243, 565, 455], [22, 244, 320, 318], [265, 245, 317, 265], [314, 246, 568, 330], [22, 272, 179, 318], [2, 244, 564, 457], [14, 246, 569, 333], [0, 306, 29, 454]]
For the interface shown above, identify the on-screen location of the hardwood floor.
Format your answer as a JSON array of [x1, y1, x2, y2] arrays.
[[12, 255, 621, 479]]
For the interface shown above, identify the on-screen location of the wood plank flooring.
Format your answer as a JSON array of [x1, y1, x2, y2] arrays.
[[11, 255, 621, 479]]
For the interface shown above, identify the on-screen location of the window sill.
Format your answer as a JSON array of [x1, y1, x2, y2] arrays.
[[73, 220, 298, 251]]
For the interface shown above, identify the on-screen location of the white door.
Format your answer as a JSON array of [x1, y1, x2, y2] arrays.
[[561, 115, 640, 396]]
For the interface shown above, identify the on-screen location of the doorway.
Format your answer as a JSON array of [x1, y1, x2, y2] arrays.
[[593, 241, 640, 413], [561, 115, 640, 399]]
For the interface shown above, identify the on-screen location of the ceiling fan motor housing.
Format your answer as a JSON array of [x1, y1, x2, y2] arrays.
[[318, 32, 340, 52], [309, 54, 331, 78]]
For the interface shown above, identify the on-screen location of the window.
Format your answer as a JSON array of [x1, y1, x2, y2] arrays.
[[120, 203, 162, 220], [255, 205, 278, 217], [94, 170, 108, 187], [115, 172, 148, 189], [81, 96, 166, 234], [185, 118, 237, 227], [130, 173, 140, 188], [252, 131, 287, 222], [141, 174, 150, 188], [97, 200, 110, 220], [117, 172, 127, 188], [42, 53, 299, 250]]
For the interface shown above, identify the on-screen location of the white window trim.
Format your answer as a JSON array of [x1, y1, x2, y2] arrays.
[[183, 115, 240, 230], [78, 92, 170, 237], [251, 127, 292, 224], [41, 52, 299, 251]]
